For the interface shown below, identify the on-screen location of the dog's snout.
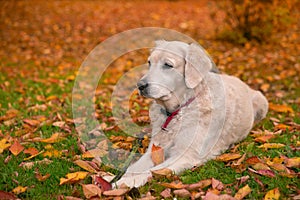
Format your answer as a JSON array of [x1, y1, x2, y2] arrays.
[[137, 81, 148, 91]]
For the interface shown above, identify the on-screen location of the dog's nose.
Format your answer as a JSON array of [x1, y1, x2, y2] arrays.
[[137, 81, 148, 91]]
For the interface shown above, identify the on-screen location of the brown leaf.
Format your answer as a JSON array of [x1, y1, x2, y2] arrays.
[[173, 189, 191, 198], [151, 168, 172, 179], [160, 188, 171, 198], [103, 188, 128, 196], [245, 156, 261, 165], [257, 169, 276, 177], [0, 190, 17, 200], [264, 188, 280, 200], [9, 140, 24, 156], [24, 147, 39, 155], [252, 163, 271, 170], [74, 160, 97, 173], [212, 178, 224, 190], [0, 109, 19, 122], [216, 153, 241, 162], [23, 119, 41, 127], [234, 184, 251, 200], [151, 144, 164, 165], [254, 134, 275, 143], [82, 184, 102, 199], [35, 172, 51, 181]]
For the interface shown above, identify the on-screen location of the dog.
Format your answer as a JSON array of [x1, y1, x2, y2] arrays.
[[116, 40, 268, 188]]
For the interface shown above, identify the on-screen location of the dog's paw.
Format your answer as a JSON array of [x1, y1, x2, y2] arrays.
[[115, 172, 152, 188]]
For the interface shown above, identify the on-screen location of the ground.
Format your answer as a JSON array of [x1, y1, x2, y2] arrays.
[[0, 0, 299, 199]]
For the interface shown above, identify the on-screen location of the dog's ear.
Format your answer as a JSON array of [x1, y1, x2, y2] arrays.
[[184, 43, 212, 88]]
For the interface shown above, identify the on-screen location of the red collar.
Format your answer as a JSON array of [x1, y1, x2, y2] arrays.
[[161, 94, 198, 131]]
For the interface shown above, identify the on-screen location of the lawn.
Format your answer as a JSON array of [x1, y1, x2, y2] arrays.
[[0, 1, 299, 199]]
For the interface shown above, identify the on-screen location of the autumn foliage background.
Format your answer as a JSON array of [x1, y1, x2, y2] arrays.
[[0, 0, 299, 199]]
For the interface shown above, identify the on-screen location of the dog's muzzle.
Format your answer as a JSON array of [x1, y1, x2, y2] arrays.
[[137, 80, 149, 96]]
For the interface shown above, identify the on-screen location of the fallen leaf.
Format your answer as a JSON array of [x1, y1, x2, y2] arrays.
[[20, 158, 52, 169], [258, 143, 285, 150], [9, 140, 25, 156], [285, 157, 300, 168], [252, 163, 271, 170], [151, 144, 164, 165], [212, 178, 224, 190], [74, 160, 97, 173], [103, 188, 128, 196], [173, 189, 191, 198], [40, 132, 64, 143], [216, 153, 241, 162], [257, 169, 276, 177], [52, 121, 66, 128], [12, 186, 27, 195], [186, 179, 212, 190], [81, 184, 102, 199], [246, 156, 261, 165], [35, 172, 51, 181], [160, 188, 171, 198], [274, 124, 292, 131], [269, 103, 294, 113], [0, 109, 19, 122], [23, 119, 41, 127], [43, 149, 62, 158], [234, 184, 251, 200], [254, 134, 275, 143], [59, 171, 89, 185], [160, 181, 186, 189], [0, 138, 11, 154], [0, 190, 17, 199], [264, 188, 280, 200], [151, 168, 173, 179], [94, 176, 112, 191], [24, 147, 39, 155]]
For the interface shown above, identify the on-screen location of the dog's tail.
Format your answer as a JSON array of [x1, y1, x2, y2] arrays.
[[252, 91, 268, 124]]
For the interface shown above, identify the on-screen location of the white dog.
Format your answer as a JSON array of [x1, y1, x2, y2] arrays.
[[116, 40, 268, 188]]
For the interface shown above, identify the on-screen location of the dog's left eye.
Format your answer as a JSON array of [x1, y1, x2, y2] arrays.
[[164, 63, 173, 68]]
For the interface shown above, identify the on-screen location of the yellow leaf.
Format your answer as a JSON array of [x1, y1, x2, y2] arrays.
[[264, 188, 280, 200], [59, 171, 89, 185], [269, 103, 294, 113], [216, 153, 241, 162], [12, 186, 27, 195], [74, 160, 97, 173], [234, 184, 251, 200], [0, 138, 11, 154], [258, 143, 285, 150], [43, 149, 62, 158]]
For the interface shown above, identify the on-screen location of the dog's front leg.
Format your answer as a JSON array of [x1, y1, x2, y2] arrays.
[[115, 151, 154, 188]]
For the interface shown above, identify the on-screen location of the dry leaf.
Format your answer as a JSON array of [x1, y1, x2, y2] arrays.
[[24, 147, 39, 155], [216, 153, 241, 162], [81, 184, 102, 199], [20, 158, 52, 169], [35, 172, 51, 181], [234, 184, 251, 200], [160, 188, 171, 198], [59, 171, 89, 185], [246, 156, 261, 165], [212, 178, 224, 190], [258, 143, 285, 150], [23, 119, 41, 127], [103, 188, 128, 196], [274, 124, 292, 131], [0, 190, 17, 200], [252, 163, 271, 170], [0, 138, 11, 154], [257, 169, 275, 177], [269, 103, 294, 113], [0, 109, 19, 122], [285, 157, 300, 168], [173, 189, 191, 198], [94, 176, 112, 191], [151, 168, 172, 179], [40, 132, 64, 143], [74, 160, 97, 173], [264, 188, 280, 200], [12, 186, 27, 195], [254, 134, 275, 143], [160, 181, 186, 189], [9, 140, 25, 156], [151, 144, 164, 165]]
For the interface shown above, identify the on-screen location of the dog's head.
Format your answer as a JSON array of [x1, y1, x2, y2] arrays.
[[137, 40, 214, 109]]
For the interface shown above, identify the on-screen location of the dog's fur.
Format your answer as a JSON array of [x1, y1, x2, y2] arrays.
[[116, 40, 268, 188]]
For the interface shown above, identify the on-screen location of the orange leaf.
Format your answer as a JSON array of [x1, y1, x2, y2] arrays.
[[9, 140, 24, 156], [258, 143, 285, 150], [216, 153, 241, 162], [269, 103, 294, 113], [160, 181, 186, 189], [274, 124, 292, 131], [254, 134, 275, 143], [264, 188, 280, 200], [23, 119, 41, 127], [12, 186, 27, 195], [234, 184, 251, 200], [285, 157, 300, 168], [103, 189, 128, 196], [24, 147, 39, 155], [35, 173, 51, 181], [40, 133, 64, 143], [151, 144, 164, 165]]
